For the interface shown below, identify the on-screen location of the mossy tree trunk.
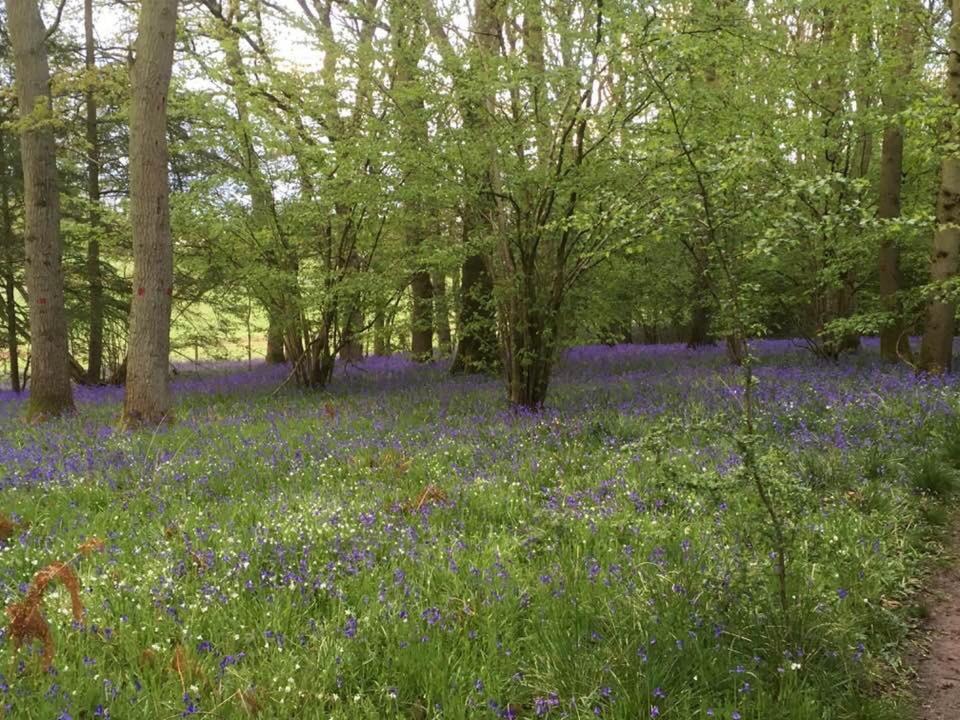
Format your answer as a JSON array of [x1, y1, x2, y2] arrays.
[[8, 0, 75, 418]]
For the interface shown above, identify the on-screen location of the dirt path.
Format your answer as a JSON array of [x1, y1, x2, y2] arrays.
[[915, 524, 960, 720]]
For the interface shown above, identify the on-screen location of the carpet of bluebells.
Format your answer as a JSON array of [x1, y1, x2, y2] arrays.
[[0, 340, 958, 719]]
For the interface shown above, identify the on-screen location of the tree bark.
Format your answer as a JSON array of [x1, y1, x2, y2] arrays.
[[123, 0, 178, 427], [919, 0, 960, 374], [84, 0, 104, 384], [8, 0, 75, 418]]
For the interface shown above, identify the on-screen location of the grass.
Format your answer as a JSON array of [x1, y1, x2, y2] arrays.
[[0, 340, 955, 719]]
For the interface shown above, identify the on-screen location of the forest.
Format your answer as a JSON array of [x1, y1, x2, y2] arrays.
[[2, 0, 960, 718]]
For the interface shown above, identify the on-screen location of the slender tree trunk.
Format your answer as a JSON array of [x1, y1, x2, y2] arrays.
[[411, 270, 433, 361], [373, 308, 388, 356], [687, 264, 712, 348], [1, 135, 19, 392], [919, 0, 960, 374], [213, 9, 292, 367], [84, 0, 104, 384], [433, 271, 452, 355], [8, 0, 75, 418], [878, 121, 909, 362], [878, 2, 917, 363], [3, 274, 17, 392], [122, 0, 178, 427]]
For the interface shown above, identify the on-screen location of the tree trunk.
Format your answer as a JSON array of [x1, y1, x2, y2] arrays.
[[84, 0, 104, 384], [878, 1, 917, 363], [122, 0, 178, 427], [339, 309, 364, 362], [373, 309, 388, 356], [1, 137, 19, 392], [687, 270, 712, 348], [8, 0, 75, 418], [878, 122, 909, 362], [266, 310, 286, 363], [433, 271, 452, 355], [3, 272, 17, 393], [919, 0, 960, 374], [422, 0, 501, 376], [212, 9, 293, 368], [411, 270, 433, 361], [451, 252, 498, 373]]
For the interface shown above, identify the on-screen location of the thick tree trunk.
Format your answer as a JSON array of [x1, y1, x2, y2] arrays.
[[687, 299, 712, 348], [84, 0, 104, 384], [451, 252, 498, 373], [433, 271, 452, 355], [8, 0, 75, 418], [265, 310, 286, 363], [919, 0, 960, 374], [411, 270, 433, 361], [122, 0, 178, 427], [339, 309, 364, 362]]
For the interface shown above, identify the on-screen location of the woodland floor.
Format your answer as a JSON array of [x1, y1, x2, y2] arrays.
[[914, 521, 960, 720], [1, 340, 959, 718]]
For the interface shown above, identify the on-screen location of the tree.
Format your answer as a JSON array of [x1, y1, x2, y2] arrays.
[[1, 114, 21, 393], [84, 0, 105, 383], [8, 0, 75, 418], [390, 0, 434, 361], [123, 0, 179, 426], [919, 0, 960, 373], [877, 0, 919, 362], [424, 0, 501, 374]]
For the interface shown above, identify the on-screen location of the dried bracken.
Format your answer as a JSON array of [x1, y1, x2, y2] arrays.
[[5, 599, 53, 669], [236, 689, 262, 716], [6, 562, 85, 670], [374, 449, 412, 475], [403, 484, 447, 513], [170, 643, 206, 692], [77, 537, 106, 557], [0, 514, 16, 542]]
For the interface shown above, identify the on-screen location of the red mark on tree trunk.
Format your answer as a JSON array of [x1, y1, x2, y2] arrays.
[[38, 297, 46, 305], [137, 287, 145, 296]]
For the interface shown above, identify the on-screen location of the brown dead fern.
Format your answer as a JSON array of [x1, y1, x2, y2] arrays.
[[7, 562, 85, 670], [77, 537, 106, 557], [402, 484, 447, 513], [0, 514, 16, 542], [5, 599, 53, 669]]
